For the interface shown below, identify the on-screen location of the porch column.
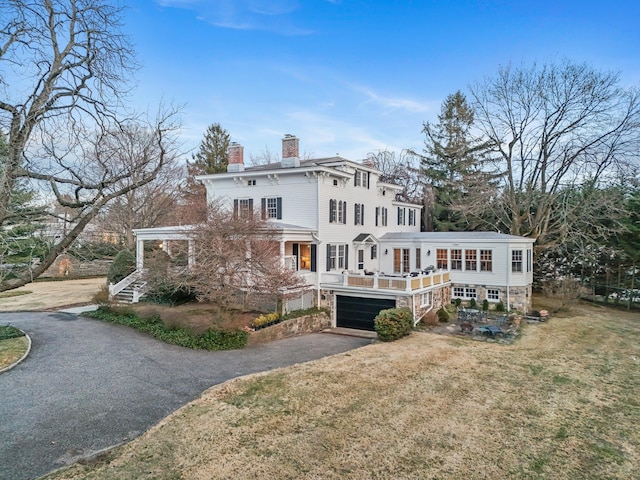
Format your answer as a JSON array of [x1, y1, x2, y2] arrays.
[[136, 238, 144, 270], [280, 241, 285, 268], [188, 239, 195, 267]]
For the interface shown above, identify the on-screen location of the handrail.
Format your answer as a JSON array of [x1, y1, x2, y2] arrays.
[[109, 269, 142, 298]]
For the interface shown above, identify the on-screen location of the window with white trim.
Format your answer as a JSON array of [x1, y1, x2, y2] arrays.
[[371, 245, 377, 259], [420, 291, 432, 307], [357, 249, 364, 270], [326, 243, 348, 271], [487, 289, 500, 301], [416, 248, 421, 270], [381, 207, 388, 226], [329, 199, 347, 224], [393, 248, 410, 273], [261, 196, 282, 219], [480, 250, 492, 272], [397, 207, 406, 225], [354, 170, 368, 188], [436, 248, 448, 269], [453, 287, 477, 299], [234, 198, 253, 218], [451, 249, 462, 270], [526, 249, 532, 272], [354, 203, 365, 225], [465, 249, 477, 271], [512, 250, 523, 273]]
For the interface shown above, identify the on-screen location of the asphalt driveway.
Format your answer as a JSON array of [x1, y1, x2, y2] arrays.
[[0, 312, 371, 480]]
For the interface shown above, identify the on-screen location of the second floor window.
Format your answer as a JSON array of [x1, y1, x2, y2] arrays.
[[354, 170, 369, 188], [354, 203, 365, 225], [261, 197, 282, 220], [480, 250, 493, 272], [512, 250, 523, 272], [451, 249, 462, 270], [234, 198, 253, 218], [397, 207, 406, 225], [375, 207, 388, 226], [329, 199, 347, 224], [408, 209, 416, 226], [436, 248, 448, 269]]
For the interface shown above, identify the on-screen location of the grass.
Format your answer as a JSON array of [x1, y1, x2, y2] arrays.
[[44, 300, 640, 479], [0, 290, 31, 299], [0, 336, 29, 370]]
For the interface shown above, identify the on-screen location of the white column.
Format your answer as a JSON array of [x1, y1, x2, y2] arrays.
[[280, 241, 285, 268], [136, 238, 144, 270], [188, 239, 195, 267]]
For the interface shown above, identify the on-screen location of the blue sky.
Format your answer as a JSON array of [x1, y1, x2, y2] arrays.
[[124, 0, 640, 162]]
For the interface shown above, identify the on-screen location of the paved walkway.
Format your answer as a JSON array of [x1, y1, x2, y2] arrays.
[[0, 311, 372, 480]]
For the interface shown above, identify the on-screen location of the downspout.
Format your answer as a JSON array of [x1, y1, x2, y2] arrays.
[[312, 232, 322, 309]]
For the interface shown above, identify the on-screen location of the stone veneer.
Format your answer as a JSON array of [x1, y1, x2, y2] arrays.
[[247, 313, 331, 345]]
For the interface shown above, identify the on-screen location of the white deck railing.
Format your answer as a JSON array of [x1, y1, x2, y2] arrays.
[[321, 270, 450, 292]]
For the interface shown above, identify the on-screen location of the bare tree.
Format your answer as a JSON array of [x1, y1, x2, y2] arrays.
[[186, 200, 308, 311], [469, 60, 640, 248], [97, 125, 185, 250], [0, 0, 183, 290]]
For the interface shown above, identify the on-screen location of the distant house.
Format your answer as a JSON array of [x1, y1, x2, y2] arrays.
[[119, 134, 535, 330]]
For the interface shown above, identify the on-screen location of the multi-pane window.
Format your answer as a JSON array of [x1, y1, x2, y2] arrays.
[[371, 245, 377, 260], [408, 209, 415, 226], [512, 250, 523, 272], [451, 249, 462, 270], [487, 289, 500, 301], [327, 244, 348, 271], [393, 248, 410, 273], [416, 248, 421, 270], [454, 287, 477, 299], [357, 249, 364, 270], [397, 207, 406, 225], [480, 250, 492, 272], [420, 291, 432, 307], [354, 203, 365, 225], [381, 207, 388, 226], [261, 197, 282, 219], [338, 200, 346, 224], [329, 199, 347, 224], [354, 170, 368, 188], [526, 249, 532, 272], [465, 249, 477, 271], [234, 198, 253, 218], [436, 249, 448, 269]]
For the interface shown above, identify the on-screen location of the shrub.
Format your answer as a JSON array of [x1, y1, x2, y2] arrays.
[[437, 307, 450, 323], [444, 304, 457, 314], [420, 310, 439, 327], [374, 307, 413, 342], [252, 312, 281, 328], [482, 299, 489, 311], [92, 285, 111, 306], [0, 325, 25, 340], [496, 301, 505, 312], [107, 249, 135, 284], [454, 298, 462, 307], [84, 306, 247, 350], [469, 298, 477, 309]]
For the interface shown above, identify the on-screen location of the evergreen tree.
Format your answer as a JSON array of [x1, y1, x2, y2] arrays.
[[182, 123, 230, 223], [419, 91, 496, 231]]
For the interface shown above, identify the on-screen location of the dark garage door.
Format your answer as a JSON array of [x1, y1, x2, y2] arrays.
[[336, 295, 396, 331]]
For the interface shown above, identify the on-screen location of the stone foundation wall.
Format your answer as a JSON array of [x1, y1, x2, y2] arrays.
[[247, 313, 331, 345], [453, 283, 532, 312]]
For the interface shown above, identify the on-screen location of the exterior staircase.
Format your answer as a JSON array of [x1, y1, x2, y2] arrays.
[[109, 270, 148, 304]]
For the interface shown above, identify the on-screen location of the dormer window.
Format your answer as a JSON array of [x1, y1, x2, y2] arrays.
[[333, 179, 338, 186], [247, 179, 256, 186]]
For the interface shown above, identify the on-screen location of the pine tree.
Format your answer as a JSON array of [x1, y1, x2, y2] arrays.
[[182, 123, 230, 223], [419, 91, 496, 231]]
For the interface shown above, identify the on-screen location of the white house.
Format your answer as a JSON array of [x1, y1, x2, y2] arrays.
[[122, 134, 535, 330]]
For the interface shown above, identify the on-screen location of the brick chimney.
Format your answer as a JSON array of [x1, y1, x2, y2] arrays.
[[226, 142, 244, 172], [281, 134, 300, 168]]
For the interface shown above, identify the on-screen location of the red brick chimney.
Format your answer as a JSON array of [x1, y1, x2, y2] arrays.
[[227, 142, 244, 172], [281, 134, 300, 168]]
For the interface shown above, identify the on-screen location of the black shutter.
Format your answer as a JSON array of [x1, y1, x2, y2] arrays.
[[345, 245, 349, 270], [261, 198, 266, 220], [361, 205, 364, 225], [326, 244, 331, 271], [343, 202, 347, 224], [233, 199, 239, 218], [311, 244, 317, 272], [329, 199, 335, 223], [248, 199, 254, 217], [354, 203, 358, 225], [375, 207, 379, 226], [276, 197, 282, 219], [292, 243, 299, 270], [367, 172, 370, 189]]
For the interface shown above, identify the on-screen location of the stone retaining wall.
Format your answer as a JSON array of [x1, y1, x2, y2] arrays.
[[247, 313, 331, 345]]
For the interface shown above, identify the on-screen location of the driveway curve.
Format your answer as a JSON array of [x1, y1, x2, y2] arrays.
[[0, 312, 371, 480]]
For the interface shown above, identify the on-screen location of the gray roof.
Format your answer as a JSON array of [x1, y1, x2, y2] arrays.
[[244, 156, 352, 172], [379, 231, 535, 242]]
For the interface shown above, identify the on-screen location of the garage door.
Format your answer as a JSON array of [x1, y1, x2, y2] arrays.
[[336, 295, 396, 331]]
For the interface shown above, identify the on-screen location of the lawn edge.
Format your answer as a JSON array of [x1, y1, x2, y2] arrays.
[[0, 329, 32, 374]]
